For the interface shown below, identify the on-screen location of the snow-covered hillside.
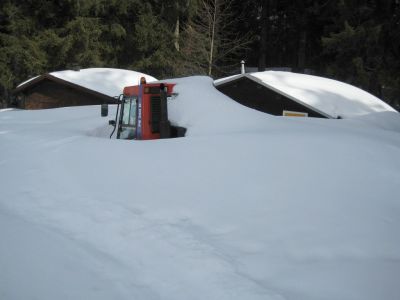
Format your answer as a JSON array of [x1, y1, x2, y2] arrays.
[[1, 76, 400, 300]]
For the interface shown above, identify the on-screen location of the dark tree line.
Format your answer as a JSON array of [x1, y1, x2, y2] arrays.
[[1, 0, 399, 109]]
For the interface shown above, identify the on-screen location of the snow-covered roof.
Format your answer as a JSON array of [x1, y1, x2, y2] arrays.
[[51, 68, 157, 97], [215, 71, 396, 118], [18, 68, 157, 98]]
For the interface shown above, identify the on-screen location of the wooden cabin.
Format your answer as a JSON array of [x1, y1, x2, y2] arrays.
[[215, 71, 397, 119], [214, 73, 330, 118], [14, 74, 117, 109]]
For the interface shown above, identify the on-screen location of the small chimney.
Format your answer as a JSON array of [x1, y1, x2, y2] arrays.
[[240, 60, 245, 74]]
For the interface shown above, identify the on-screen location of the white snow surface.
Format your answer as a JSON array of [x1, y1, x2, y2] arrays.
[[215, 71, 396, 118], [20, 68, 157, 97], [52, 68, 157, 97], [1, 76, 400, 300]]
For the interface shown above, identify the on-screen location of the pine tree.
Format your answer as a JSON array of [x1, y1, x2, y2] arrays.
[[130, 3, 177, 77], [0, 1, 47, 105], [321, 0, 399, 104]]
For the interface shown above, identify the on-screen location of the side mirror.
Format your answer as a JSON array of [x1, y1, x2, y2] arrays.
[[101, 104, 108, 117], [109, 120, 116, 126]]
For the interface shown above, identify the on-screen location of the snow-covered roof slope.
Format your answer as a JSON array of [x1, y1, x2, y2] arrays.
[[215, 71, 396, 118], [50, 68, 157, 97]]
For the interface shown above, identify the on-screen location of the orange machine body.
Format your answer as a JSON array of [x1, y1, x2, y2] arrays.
[[122, 83, 175, 140]]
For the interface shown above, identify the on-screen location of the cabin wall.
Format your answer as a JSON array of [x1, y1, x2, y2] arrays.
[[18, 80, 111, 109], [216, 78, 327, 118]]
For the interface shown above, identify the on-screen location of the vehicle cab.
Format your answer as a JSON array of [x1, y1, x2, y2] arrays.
[[102, 79, 181, 140]]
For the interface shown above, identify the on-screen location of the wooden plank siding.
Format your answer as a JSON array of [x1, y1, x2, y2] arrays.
[[14, 74, 117, 110], [216, 77, 328, 118]]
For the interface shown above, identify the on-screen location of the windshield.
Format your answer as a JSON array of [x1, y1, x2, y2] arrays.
[[120, 96, 137, 139], [122, 97, 137, 126]]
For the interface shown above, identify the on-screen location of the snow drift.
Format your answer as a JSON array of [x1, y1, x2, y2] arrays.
[[1, 76, 400, 300]]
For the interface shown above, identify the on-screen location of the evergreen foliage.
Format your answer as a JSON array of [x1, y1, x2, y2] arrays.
[[0, 0, 398, 109]]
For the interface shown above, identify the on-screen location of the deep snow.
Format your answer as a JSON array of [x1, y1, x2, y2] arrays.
[[1, 76, 400, 300], [19, 68, 157, 98], [51, 68, 157, 97]]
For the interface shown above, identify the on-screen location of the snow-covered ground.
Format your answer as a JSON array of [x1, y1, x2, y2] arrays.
[[1, 76, 400, 300]]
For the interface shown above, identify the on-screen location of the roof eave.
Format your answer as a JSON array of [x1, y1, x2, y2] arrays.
[[215, 73, 334, 119], [13, 74, 117, 103]]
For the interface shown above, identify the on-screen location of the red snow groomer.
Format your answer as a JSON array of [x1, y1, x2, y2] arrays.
[[101, 78, 186, 140]]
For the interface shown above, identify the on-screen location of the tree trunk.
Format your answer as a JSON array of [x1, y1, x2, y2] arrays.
[[174, 16, 180, 51], [296, 0, 307, 72], [208, 0, 218, 76], [297, 30, 307, 72], [258, 0, 269, 71]]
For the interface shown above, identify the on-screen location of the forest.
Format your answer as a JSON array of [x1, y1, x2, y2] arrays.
[[0, 0, 399, 109]]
